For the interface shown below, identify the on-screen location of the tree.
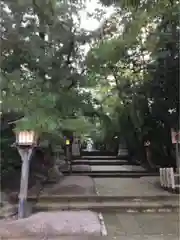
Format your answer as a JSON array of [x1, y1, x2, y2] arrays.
[[0, 0, 95, 139], [86, 0, 179, 167], [0, 0, 99, 186]]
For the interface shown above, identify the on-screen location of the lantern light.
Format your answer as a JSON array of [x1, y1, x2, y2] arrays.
[[65, 139, 70, 145], [15, 131, 38, 146]]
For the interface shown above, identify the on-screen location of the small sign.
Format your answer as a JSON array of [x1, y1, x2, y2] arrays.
[[171, 129, 180, 144], [65, 139, 70, 145]]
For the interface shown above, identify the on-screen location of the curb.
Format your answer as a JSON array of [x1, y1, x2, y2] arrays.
[[93, 178, 107, 236], [28, 194, 179, 213], [34, 201, 179, 209], [33, 204, 179, 214], [28, 194, 179, 201]]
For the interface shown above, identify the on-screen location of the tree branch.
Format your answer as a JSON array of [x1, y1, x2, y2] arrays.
[[66, 68, 86, 90], [108, 64, 119, 87]]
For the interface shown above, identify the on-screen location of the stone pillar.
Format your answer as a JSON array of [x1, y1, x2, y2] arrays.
[[72, 137, 81, 158]]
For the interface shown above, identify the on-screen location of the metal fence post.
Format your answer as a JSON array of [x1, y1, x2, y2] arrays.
[[175, 142, 180, 170]]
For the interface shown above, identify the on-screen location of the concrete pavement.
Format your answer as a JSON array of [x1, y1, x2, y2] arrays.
[[94, 177, 174, 196], [91, 165, 145, 172], [103, 212, 179, 239]]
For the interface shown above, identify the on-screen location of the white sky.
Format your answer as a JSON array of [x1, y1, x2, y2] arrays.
[[3, 0, 114, 32], [79, 0, 115, 31], [78, 0, 115, 55]]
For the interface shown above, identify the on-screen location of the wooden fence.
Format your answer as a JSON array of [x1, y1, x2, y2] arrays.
[[159, 167, 180, 192]]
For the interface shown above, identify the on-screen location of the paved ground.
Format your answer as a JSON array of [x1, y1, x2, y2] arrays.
[[103, 212, 179, 239], [60, 164, 91, 172], [91, 165, 145, 172], [9, 211, 179, 240], [71, 165, 91, 171], [41, 176, 96, 195], [82, 156, 116, 159], [94, 177, 174, 196]]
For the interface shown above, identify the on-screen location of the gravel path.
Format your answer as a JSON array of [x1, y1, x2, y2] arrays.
[[5, 236, 179, 240], [0, 211, 102, 238]]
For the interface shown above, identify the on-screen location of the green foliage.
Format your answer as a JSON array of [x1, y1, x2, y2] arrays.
[[0, 127, 21, 179], [1, 0, 95, 140], [1, 0, 179, 181], [87, 0, 179, 166], [0, 0, 98, 183]]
